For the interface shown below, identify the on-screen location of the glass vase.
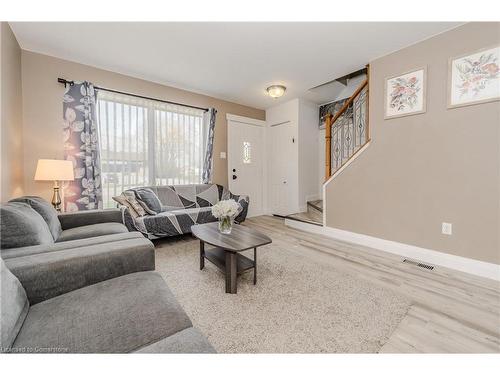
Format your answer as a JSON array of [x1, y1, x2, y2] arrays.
[[218, 216, 233, 234]]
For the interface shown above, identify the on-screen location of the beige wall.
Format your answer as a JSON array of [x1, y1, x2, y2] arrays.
[[21, 51, 265, 201], [0, 23, 24, 202], [325, 22, 500, 265]]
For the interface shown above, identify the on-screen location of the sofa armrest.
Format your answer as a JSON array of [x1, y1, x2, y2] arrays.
[[58, 208, 122, 230], [0, 232, 145, 260], [230, 193, 249, 224], [119, 206, 143, 233], [4, 237, 155, 305], [231, 193, 249, 203]]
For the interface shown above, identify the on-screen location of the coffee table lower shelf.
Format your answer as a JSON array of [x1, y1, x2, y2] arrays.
[[204, 248, 255, 274], [201, 247, 256, 294]]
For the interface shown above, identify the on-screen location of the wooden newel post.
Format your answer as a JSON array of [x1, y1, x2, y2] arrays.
[[325, 113, 332, 181]]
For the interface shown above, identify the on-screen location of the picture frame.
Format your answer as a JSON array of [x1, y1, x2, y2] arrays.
[[447, 45, 500, 109], [384, 67, 427, 119]]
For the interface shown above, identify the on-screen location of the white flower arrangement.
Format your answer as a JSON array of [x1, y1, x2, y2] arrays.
[[211, 199, 240, 219]]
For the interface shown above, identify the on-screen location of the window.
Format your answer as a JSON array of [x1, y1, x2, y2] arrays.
[[243, 141, 251, 164], [97, 91, 207, 208]]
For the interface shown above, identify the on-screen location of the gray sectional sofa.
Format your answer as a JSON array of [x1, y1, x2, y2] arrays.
[[0, 196, 215, 353], [117, 183, 249, 239]]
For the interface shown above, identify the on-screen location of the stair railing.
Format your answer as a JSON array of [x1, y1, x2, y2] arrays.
[[325, 66, 370, 181]]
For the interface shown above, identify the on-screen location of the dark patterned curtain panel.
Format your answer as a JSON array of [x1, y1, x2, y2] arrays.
[[202, 108, 217, 184], [62, 81, 103, 211]]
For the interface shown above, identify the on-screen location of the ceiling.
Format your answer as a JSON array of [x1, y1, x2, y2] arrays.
[[10, 22, 462, 109]]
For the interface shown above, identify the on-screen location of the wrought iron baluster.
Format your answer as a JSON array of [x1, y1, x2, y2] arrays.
[[325, 78, 369, 180], [340, 114, 345, 164], [346, 103, 355, 159], [335, 124, 340, 170], [353, 97, 359, 151]]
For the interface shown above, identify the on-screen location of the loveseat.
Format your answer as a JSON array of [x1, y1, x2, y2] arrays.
[[116, 184, 249, 239], [0, 196, 215, 353], [1, 258, 215, 353]]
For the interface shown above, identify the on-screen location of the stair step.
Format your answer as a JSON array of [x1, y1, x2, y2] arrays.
[[307, 199, 323, 213], [304, 200, 323, 223]]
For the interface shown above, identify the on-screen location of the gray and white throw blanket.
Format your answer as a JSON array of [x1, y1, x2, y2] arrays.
[[119, 184, 249, 239]]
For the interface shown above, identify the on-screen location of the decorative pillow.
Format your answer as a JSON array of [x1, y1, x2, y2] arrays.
[[134, 188, 162, 214], [112, 194, 140, 218], [1, 259, 29, 349], [138, 200, 158, 215], [0, 202, 54, 249], [122, 191, 148, 216], [10, 196, 62, 241]]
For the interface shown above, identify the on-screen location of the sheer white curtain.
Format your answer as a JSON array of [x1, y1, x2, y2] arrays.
[[97, 91, 207, 208], [153, 101, 207, 187]]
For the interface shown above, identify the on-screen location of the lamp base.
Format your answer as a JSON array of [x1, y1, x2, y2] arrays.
[[52, 186, 62, 212]]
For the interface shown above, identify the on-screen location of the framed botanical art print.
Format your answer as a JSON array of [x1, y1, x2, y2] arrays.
[[448, 45, 500, 108], [384, 67, 427, 119]]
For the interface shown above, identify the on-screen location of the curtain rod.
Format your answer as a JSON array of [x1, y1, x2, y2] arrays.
[[57, 78, 209, 112]]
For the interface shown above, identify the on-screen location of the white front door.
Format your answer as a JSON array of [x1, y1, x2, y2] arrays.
[[227, 115, 265, 217]]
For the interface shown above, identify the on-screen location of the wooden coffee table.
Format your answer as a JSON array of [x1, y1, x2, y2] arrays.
[[191, 222, 272, 294]]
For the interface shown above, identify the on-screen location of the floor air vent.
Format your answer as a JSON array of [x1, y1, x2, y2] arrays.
[[402, 258, 434, 270]]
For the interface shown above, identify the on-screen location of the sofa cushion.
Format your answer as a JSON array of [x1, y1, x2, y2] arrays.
[[154, 186, 186, 209], [5, 237, 155, 305], [12, 271, 192, 353], [135, 207, 216, 236], [1, 259, 29, 349], [10, 196, 62, 241], [0, 202, 54, 249], [161, 204, 195, 212], [194, 184, 221, 207], [171, 185, 198, 208], [133, 188, 162, 214], [135, 327, 215, 353], [168, 206, 214, 218], [56, 222, 128, 242]]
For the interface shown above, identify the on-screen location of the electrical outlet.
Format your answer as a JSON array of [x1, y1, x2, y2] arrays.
[[220, 151, 226, 159], [442, 222, 452, 235]]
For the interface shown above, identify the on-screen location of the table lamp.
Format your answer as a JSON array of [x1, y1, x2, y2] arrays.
[[34, 159, 75, 212]]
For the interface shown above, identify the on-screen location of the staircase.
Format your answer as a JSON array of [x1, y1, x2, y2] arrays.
[[306, 199, 323, 221], [325, 67, 370, 180], [284, 66, 370, 228], [286, 200, 323, 226]]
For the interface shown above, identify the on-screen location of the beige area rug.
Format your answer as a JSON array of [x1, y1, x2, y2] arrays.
[[155, 237, 410, 353]]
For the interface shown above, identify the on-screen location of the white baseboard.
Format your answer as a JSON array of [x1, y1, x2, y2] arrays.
[[285, 219, 500, 282]]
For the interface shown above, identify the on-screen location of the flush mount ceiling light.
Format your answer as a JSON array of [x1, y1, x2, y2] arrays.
[[266, 85, 286, 99]]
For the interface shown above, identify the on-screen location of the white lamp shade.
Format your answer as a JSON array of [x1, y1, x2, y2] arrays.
[[34, 159, 74, 181]]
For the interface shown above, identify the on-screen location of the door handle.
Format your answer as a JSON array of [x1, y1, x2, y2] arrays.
[[232, 175, 237, 180]]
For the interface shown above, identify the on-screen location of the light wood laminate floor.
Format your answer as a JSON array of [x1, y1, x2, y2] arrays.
[[242, 216, 500, 353]]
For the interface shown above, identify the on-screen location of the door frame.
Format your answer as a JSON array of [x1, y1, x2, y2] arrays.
[[226, 114, 267, 217]]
